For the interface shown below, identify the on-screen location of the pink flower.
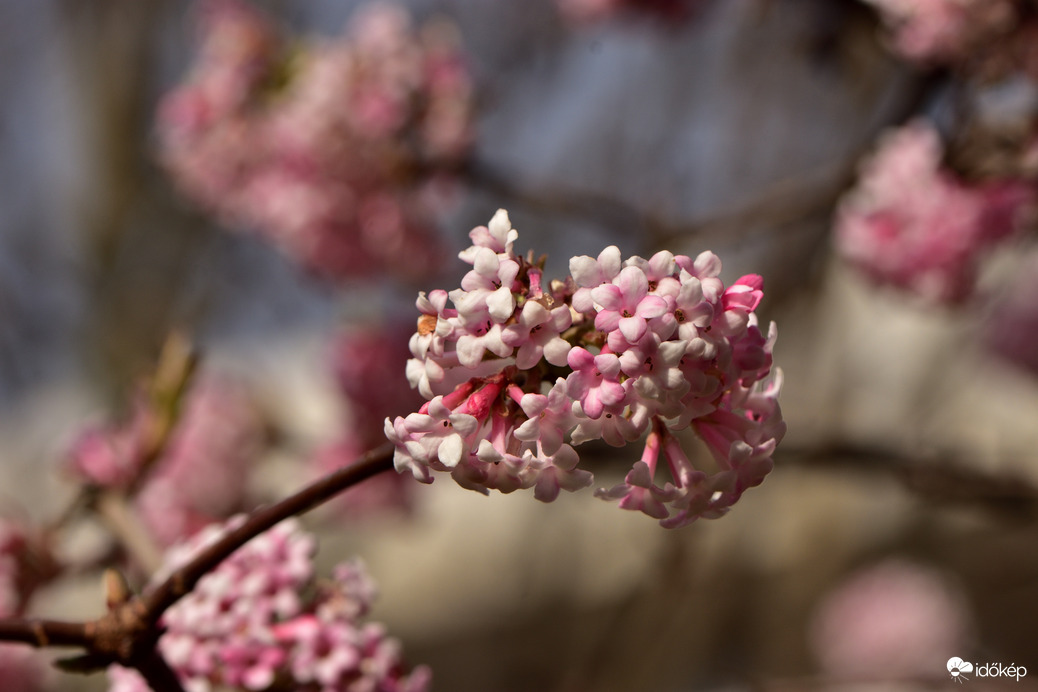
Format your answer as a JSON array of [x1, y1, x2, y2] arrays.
[[502, 301, 573, 369], [134, 376, 264, 547], [556, 0, 704, 24], [570, 245, 622, 313], [524, 443, 593, 502], [566, 347, 627, 420], [863, 0, 1015, 63], [385, 395, 480, 480], [0, 645, 47, 692], [591, 265, 670, 343], [514, 379, 576, 455], [835, 121, 1033, 303]]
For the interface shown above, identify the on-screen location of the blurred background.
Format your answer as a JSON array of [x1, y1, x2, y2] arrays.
[[2, 0, 1038, 690]]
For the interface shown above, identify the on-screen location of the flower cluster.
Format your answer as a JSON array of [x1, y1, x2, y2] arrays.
[[834, 120, 1033, 304], [385, 210, 784, 528], [67, 375, 264, 547], [157, 0, 473, 281], [862, 0, 1017, 64], [107, 518, 430, 692]]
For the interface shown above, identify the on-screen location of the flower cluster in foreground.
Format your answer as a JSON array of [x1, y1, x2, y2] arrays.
[[386, 210, 784, 528], [834, 120, 1033, 304], [107, 519, 429, 692], [157, 0, 472, 280]]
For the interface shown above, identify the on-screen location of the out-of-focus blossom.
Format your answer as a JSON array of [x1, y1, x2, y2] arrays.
[[0, 646, 47, 692], [65, 393, 151, 489], [107, 518, 429, 692], [157, 0, 474, 282], [809, 559, 973, 680], [556, 0, 703, 24], [0, 522, 51, 692], [386, 209, 785, 528], [66, 375, 264, 547], [862, 0, 1016, 64], [834, 120, 1033, 304], [983, 250, 1038, 377]]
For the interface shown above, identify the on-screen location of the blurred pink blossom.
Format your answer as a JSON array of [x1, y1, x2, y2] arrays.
[[809, 559, 973, 680], [157, 0, 474, 281], [133, 377, 264, 546], [0, 646, 46, 692], [835, 120, 1033, 303], [556, 0, 702, 24], [862, 0, 1016, 63], [107, 518, 429, 692], [66, 375, 264, 547]]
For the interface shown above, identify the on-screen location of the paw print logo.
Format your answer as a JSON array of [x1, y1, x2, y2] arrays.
[[948, 657, 974, 683]]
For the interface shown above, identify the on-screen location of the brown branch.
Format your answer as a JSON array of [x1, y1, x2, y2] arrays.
[[0, 618, 90, 648]]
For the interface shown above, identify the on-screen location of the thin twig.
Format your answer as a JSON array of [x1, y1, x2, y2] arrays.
[[94, 491, 164, 574]]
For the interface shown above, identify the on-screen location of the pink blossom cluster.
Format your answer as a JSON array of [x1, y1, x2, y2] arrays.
[[385, 210, 785, 528], [835, 120, 1033, 303], [67, 376, 264, 547], [157, 0, 473, 280], [862, 0, 1016, 63], [556, 0, 702, 24], [107, 518, 430, 692]]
